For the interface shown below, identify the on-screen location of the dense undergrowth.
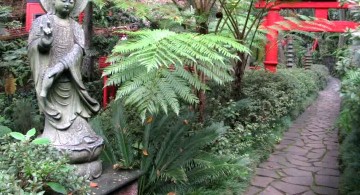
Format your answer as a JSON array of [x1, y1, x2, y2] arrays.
[[338, 69, 360, 195], [201, 65, 329, 194], [92, 65, 329, 194]]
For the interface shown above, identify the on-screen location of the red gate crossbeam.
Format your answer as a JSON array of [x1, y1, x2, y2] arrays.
[[255, 1, 359, 72]]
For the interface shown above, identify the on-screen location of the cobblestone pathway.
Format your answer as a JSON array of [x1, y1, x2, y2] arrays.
[[245, 77, 341, 195]]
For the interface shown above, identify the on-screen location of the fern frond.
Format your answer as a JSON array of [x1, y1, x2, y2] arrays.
[[105, 29, 249, 119]]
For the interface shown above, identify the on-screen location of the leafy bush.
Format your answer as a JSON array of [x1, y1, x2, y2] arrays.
[[209, 66, 329, 157], [338, 69, 360, 195], [0, 129, 89, 194], [92, 101, 249, 195]]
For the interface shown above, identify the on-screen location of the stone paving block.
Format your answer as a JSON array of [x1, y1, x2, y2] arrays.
[[244, 78, 341, 195], [285, 146, 309, 156], [259, 185, 284, 195], [302, 190, 316, 195], [312, 186, 339, 195], [315, 175, 339, 188], [287, 158, 312, 167], [297, 166, 322, 173], [282, 168, 312, 177], [307, 152, 323, 159], [244, 186, 262, 195], [287, 154, 308, 162], [259, 161, 283, 169], [314, 161, 338, 169], [255, 168, 280, 179], [271, 181, 309, 194], [317, 168, 340, 176], [251, 176, 274, 188], [306, 143, 326, 149], [281, 176, 313, 186], [312, 149, 326, 155]]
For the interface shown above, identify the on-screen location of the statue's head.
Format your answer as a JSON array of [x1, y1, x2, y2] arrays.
[[40, 0, 88, 18], [54, 0, 75, 18]]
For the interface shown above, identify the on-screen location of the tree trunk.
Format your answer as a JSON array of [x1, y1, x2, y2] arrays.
[[197, 22, 208, 123], [233, 52, 246, 98], [82, 2, 94, 80]]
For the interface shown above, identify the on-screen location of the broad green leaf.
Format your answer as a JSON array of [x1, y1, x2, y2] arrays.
[[32, 138, 50, 145], [47, 182, 67, 194], [9, 132, 26, 141], [0, 125, 12, 137], [26, 128, 36, 138]]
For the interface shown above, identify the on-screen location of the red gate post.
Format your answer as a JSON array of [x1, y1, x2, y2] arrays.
[[264, 7, 281, 72], [256, 0, 358, 72], [25, 0, 45, 32]]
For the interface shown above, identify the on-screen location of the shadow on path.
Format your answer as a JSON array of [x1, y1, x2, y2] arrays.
[[245, 77, 341, 195]]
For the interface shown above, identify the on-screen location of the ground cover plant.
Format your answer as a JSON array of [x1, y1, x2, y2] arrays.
[[338, 69, 360, 195], [0, 129, 89, 194], [0, 0, 341, 194]]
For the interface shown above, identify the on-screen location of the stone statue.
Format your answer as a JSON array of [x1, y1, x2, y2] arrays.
[[28, 0, 103, 180]]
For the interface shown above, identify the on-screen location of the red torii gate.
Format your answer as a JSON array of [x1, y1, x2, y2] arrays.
[[256, 0, 359, 72]]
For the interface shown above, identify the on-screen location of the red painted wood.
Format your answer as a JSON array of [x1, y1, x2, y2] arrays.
[[26, 3, 45, 32], [256, 0, 359, 72], [99, 56, 116, 108], [256, 1, 352, 9], [315, 9, 328, 19]]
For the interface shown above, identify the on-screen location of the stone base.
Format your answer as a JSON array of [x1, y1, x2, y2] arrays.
[[90, 167, 142, 195], [74, 160, 102, 180]]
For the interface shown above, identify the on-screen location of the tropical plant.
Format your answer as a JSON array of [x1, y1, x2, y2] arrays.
[[91, 100, 140, 168], [104, 29, 249, 121], [138, 113, 249, 194], [0, 129, 89, 194], [338, 69, 360, 195]]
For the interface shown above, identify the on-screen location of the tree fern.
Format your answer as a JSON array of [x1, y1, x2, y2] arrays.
[[103, 29, 250, 121]]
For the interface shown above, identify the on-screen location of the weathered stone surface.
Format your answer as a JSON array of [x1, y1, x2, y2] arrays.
[[259, 186, 284, 195], [255, 168, 280, 179], [283, 168, 312, 177], [271, 181, 309, 194], [244, 78, 341, 195], [314, 161, 338, 169], [281, 176, 313, 186], [315, 175, 339, 188], [312, 186, 339, 195], [317, 168, 340, 176], [244, 186, 262, 195], [307, 152, 323, 159], [251, 176, 274, 188]]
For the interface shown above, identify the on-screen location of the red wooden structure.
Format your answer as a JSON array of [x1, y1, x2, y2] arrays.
[[99, 57, 116, 108], [256, 0, 359, 72], [25, 0, 45, 32]]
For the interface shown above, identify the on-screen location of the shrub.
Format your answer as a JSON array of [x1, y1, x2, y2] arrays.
[[0, 129, 89, 194], [209, 66, 329, 157], [338, 69, 360, 195]]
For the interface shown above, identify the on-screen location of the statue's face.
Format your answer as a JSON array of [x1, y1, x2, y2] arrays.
[[54, 0, 75, 18]]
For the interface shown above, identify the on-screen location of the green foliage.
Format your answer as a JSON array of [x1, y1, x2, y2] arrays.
[[3, 97, 43, 134], [338, 69, 360, 195], [104, 29, 250, 121], [138, 113, 249, 194], [208, 66, 329, 157], [0, 125, 11, 137], [0, 129, 89, 194], [91, 100, 141, 168], [91, 35, 120, 56]]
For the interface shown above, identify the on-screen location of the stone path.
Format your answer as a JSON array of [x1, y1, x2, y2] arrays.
[[245, 77, 341, 195]]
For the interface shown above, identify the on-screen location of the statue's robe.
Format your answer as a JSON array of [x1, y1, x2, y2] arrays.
[[28, 14, 101, 149]]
